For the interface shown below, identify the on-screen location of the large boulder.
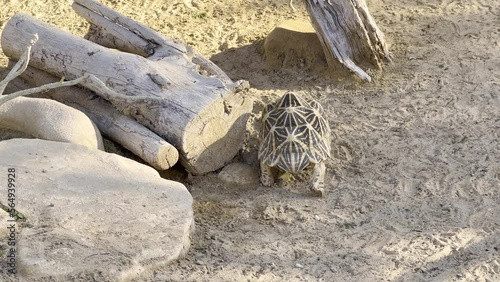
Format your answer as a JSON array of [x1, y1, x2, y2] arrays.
[[0, 139, 194, 281]]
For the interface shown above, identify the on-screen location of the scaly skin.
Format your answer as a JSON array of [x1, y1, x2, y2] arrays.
[[260, 162, 274, 187]]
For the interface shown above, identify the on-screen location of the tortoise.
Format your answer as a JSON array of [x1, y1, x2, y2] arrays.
[[258, 92, 331, 196]]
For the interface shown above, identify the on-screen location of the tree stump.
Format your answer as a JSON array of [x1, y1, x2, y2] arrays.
[[304, 0, 391, 82], [1, 0, 252, 175]]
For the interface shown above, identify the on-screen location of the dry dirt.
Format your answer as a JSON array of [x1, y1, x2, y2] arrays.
[[1, 0, 500, 281]]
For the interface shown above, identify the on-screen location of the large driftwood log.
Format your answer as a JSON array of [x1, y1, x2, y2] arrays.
[[304, 0, 391, 82], [6, 64, 179, 170], [1, 1, 252, 174], [73, 0, 233, 84]]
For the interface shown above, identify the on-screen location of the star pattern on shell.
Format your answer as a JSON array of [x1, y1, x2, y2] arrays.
[[258, 92, 331, 174]]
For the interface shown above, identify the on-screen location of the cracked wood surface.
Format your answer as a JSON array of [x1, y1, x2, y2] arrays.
[[305, 0, 391, 82]]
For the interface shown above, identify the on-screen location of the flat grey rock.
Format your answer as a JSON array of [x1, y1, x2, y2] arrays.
[[0, 139, 194, 281]]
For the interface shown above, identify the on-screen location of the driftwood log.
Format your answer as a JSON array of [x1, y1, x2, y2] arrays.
[[304, 0, 391, 82], [6, 64, 179, 170], [1, 0, 252, 175]]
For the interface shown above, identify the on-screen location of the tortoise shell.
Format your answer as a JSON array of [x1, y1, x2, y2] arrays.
[[258, 92, 331, 174]]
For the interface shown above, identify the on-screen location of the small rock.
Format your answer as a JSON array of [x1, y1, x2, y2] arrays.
[[262, 205, 287, 222], [218, 162, 259, 187], [296, 263, 304, 268]]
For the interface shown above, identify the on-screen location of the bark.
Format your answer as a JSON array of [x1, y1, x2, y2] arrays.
[[304, 0, 391, 82]]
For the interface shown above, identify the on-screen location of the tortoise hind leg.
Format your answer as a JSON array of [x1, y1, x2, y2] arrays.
[[311, 162, 326, 197], [260, 162, 274, 187]]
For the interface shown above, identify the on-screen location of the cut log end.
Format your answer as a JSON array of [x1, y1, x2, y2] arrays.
[[181, 93, 253, 175], [153, 141, 180, 170]]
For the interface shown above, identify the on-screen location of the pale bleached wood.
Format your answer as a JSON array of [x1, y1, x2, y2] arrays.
[[72, 0, 233, 84], [304, 0, 391, 82], [72, 0, 183, 58], [1, 11, 251, 174], [13, 64, 179, 170]]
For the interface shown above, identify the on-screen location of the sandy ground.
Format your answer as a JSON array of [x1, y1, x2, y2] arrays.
[[1, 0, 500, 281]]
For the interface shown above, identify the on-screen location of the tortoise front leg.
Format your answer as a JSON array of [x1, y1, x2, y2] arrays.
[[260, 162, 274, 187], [311, 162, 326, 197]]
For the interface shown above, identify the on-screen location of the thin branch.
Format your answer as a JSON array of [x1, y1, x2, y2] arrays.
[[82, 74, 164, 104], [0, 75, 89, 106], [0, 34, 39, 95], [0, 72, 159, 107]]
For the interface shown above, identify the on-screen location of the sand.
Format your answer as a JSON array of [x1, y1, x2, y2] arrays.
[[1, 0, 499, 281]]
